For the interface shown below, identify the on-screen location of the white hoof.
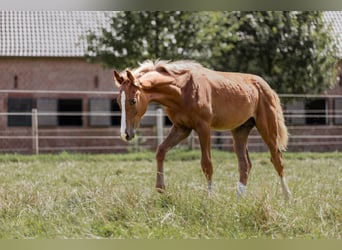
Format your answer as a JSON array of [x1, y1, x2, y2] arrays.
[[208, 181, 214, 197], [237, 182, 246, 199], [280, 177, 292, 200]]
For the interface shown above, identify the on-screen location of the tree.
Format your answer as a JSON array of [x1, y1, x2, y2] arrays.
[[206, 11, 338, 94], [86, 11, 208, 69], [85, 11, 338, 94]]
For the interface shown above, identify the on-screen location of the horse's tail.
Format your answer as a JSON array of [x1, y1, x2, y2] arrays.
[[273, 92, 288, 151]]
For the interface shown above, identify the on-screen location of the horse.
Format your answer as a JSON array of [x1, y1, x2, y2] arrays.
[[113, 60, 291, 200]]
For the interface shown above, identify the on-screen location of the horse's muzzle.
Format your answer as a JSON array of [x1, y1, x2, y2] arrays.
[[121, 128, 135, 141]]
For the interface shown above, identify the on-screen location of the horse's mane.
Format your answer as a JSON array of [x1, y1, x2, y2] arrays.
[[132, 59, 204, 77]]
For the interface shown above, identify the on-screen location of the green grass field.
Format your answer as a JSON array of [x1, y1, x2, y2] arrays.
[[0, 150, 340, 239]]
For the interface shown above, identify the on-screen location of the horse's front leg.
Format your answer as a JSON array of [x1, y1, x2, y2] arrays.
[[196, 124, 213, 193], [155, 125, 191, 192]]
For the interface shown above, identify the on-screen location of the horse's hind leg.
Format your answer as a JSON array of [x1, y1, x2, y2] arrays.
[[255, 113, 292, 200], [231, 118, 255, 198], [268, 147, 291, 200]]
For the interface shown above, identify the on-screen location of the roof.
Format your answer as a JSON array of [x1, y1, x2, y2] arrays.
[[0, 11, 114, 57], [323, 11, 342, 58], [1, 11, 342, 58]]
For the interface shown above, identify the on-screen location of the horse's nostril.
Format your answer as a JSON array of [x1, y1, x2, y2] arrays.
[[125, 132, 135, 141]]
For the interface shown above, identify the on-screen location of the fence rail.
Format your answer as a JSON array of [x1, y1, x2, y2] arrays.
[[0, 90, 342, 153]]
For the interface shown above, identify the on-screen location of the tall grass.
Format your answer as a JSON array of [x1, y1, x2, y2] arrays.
[[0, 150, 340, 239]]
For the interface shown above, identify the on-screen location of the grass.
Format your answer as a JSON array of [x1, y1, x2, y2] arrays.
[[0, 150, 340, 239]]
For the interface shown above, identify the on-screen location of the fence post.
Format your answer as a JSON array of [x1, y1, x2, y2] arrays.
[[32, 108, 39, 154], [188, 130, 195, 150], [156, 108, 164, 146]]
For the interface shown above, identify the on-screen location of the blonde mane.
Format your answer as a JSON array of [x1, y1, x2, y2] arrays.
[[132, 59, 204, 77]]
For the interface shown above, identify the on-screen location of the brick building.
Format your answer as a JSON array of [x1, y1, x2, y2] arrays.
[[0, 11, 131, 153], [0, 11, 342, 153]]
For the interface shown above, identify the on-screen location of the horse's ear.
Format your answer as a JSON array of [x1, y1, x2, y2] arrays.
[[126, 70, 141, 88], [113, 70, 124, 86]]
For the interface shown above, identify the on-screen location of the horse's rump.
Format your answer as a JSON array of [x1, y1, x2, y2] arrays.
[[251, 76, 288, 151]]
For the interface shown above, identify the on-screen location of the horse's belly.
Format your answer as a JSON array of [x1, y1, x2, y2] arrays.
[[210, 86, 258, 130], [211, 116, 252, 130], [210, 103, 256, 130]]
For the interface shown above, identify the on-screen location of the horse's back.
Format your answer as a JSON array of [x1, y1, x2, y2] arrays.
[[196, 69, 280, 130], [213, 71, 278, 108], [189, 70, 261, 130]]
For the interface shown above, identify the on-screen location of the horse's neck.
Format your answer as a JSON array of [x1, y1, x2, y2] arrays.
[[144, 84, 182, 109]]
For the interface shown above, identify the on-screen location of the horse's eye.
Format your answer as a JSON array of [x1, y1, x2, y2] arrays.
[[130, 98, 137, 105]]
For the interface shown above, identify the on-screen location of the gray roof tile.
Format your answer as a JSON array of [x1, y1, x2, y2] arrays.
[[0, 11, 114, 57], [1, 11, 342, 58], [323, 11, 342, 58]]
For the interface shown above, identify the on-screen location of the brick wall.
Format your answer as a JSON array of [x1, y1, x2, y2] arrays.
[[0, 57, 116, 92], [0, 57, 118, 130]]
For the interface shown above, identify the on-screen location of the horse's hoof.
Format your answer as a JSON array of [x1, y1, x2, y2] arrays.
[[237, 182, 246, 196]]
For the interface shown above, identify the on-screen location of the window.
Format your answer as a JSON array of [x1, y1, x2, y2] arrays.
[[284, 100, 306, 125], [37, 98, 58, 127], [284, 98, 329, 126], [8, 98, 33, 127], [305, 99, 327, 125], [89, 99, 111, 127], [58, 99, 83, 126], [111, 99, 121, 126], [89, 98, 121, 127], [165, 116, 173, 126], [334, 98, 342, 125]]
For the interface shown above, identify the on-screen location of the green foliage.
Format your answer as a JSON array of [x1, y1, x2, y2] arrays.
[[86, 11, 338, 95], [86, 11, 206, 69], [207, 11, 338, 94], [0, 151, 340, 239]]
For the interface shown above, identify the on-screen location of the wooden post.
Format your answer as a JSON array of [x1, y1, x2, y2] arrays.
[[156, 108, 164, 146], [32, 108, 39, 154], [188, 130, 195, 150]]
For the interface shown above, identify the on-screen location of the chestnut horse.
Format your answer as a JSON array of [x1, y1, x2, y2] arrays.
[[114, 60, 291, 199]]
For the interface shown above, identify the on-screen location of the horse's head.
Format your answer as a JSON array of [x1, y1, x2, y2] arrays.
[[114, 70, 148, 141]]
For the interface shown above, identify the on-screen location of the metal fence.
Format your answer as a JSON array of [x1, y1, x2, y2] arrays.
[[0, 90, 342, 154]]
